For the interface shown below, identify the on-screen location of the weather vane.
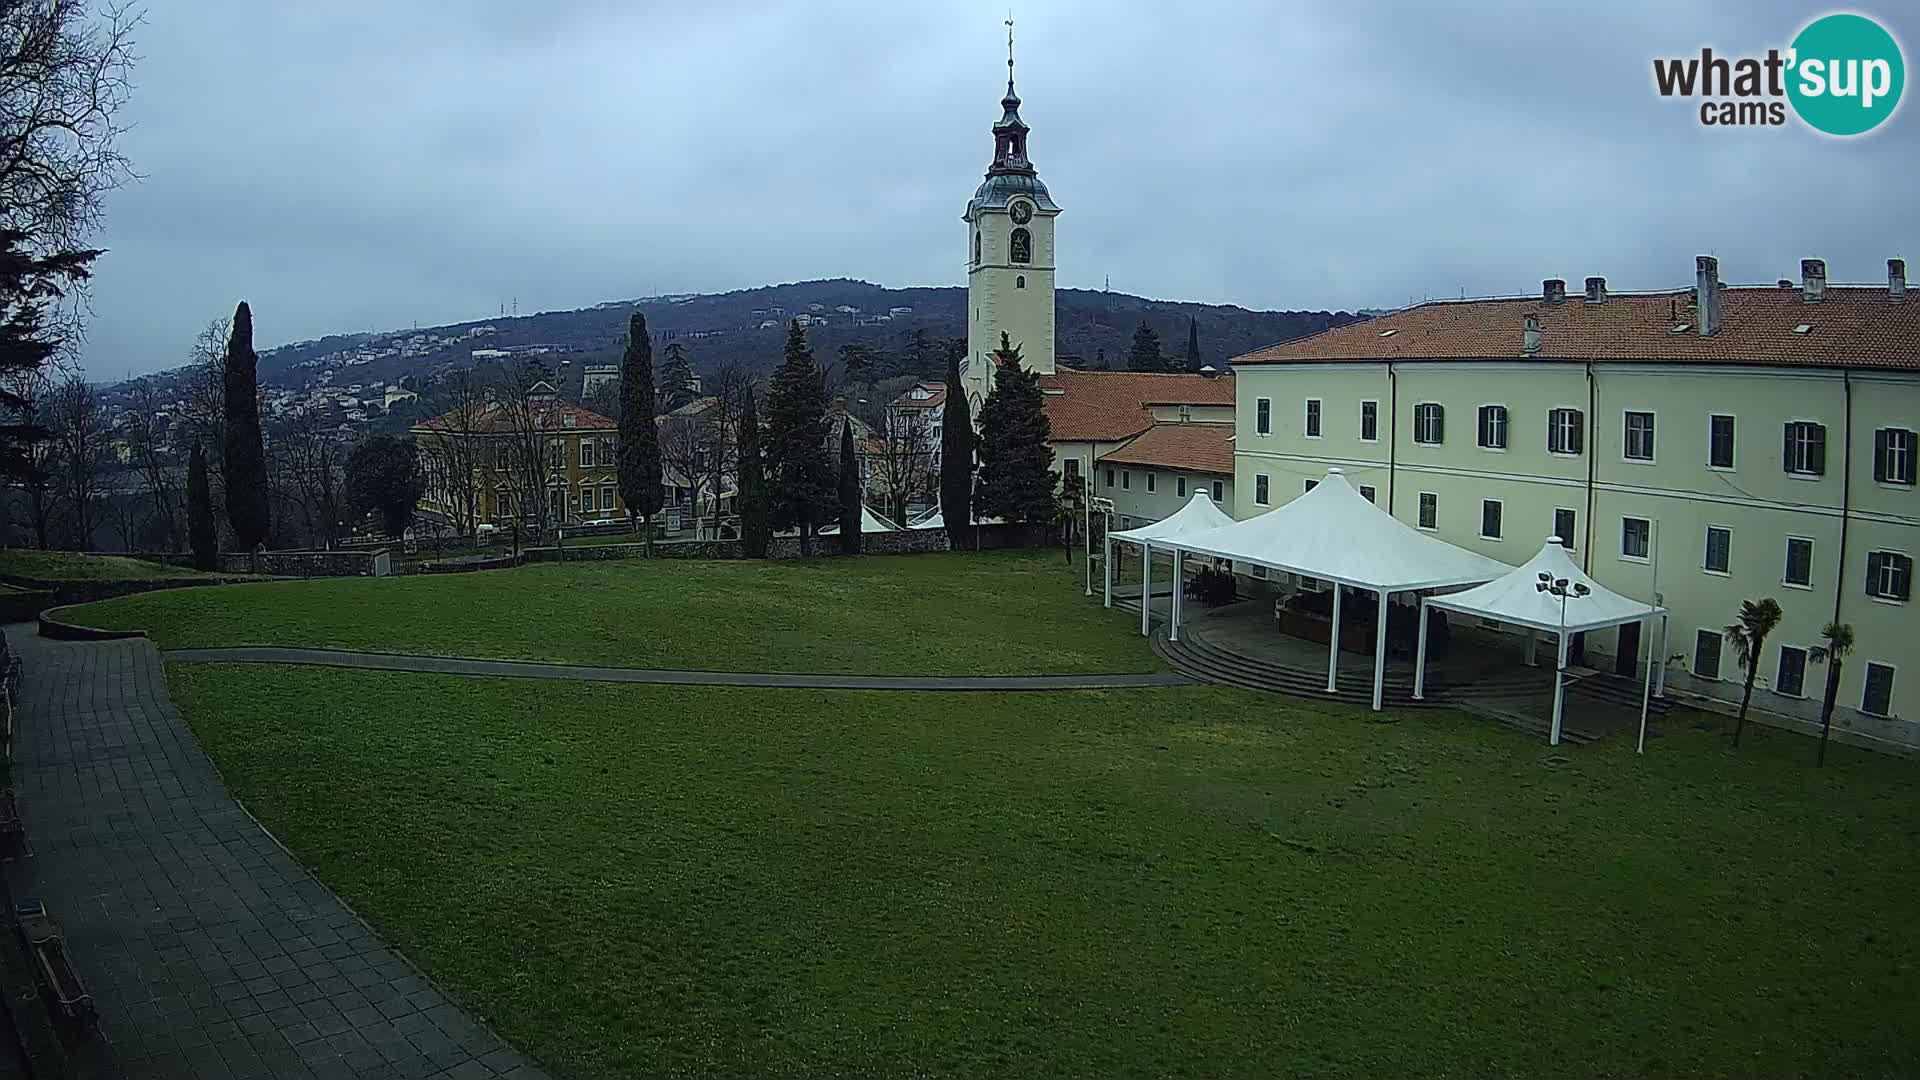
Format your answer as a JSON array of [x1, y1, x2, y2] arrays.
[[1006, 13, 1015, 81]]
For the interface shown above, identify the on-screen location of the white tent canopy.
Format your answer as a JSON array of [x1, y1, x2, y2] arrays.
[[819, 505, 901, 535], [1424, 538, 1665, 633], [1415, 537, 1669, 747], [1103, 491, 1239, 635], [1165, 469, 1509, 591]]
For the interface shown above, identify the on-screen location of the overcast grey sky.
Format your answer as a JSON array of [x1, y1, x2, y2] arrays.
[[82, 1, 1918, 380]]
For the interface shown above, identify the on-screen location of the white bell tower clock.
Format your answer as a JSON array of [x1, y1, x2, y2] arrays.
[[961, 23, 1058, 412]]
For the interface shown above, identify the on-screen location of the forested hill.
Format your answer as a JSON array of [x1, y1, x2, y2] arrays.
[[160, 279, 1362, 396]]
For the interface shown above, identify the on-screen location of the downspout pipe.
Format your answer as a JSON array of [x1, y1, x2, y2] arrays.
[[1833, 370, 1853, 627], [1582, 360, 1596, 573]]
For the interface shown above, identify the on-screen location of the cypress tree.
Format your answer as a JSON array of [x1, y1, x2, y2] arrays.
[[221, 302, 270, 548], [658, 341, 696, 412], [939, 344, 973, 550], [1127, 319, 1165, 372], [617, 312, 664, 554], [976, 333, 1057, 528], [187, 443, 217, 570], [764, 320, 835, 556], [837, 420, 861, 555], [737, 386, 769, 557], [1185, 315, 1201, 371]]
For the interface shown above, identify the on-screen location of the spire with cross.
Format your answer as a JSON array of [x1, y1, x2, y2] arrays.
[[989, 16, 1033, 176]]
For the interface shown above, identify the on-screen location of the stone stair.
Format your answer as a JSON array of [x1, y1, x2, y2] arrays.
[[1151, 628, 1447, 708]]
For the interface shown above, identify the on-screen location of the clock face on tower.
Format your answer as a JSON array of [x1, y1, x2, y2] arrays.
[[1009, 200, 1033, 225]]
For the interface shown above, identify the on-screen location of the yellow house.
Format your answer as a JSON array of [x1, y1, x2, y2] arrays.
[[1230, 257, 1917, 747], [412, 385, 625, 530]]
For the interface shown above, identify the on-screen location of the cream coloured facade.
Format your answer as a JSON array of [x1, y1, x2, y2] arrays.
[[1230, 263, 1919, 748]]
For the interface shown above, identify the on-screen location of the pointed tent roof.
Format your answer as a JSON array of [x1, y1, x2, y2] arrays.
[[1163, 468, 1510, 592], [907, 506, 1003, 531], [1424, 537, 1666, 634], [819, 505, 902, 535], [1110, 491, 1235, 544]]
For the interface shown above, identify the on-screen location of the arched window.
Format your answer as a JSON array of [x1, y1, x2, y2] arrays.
[[1010, 227, 1031, 264], [1016, 275, 1026, 289], [973, 231, 981, 265]]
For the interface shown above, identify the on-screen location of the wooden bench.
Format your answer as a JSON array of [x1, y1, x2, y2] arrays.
[[15, 903, 93, 1026]]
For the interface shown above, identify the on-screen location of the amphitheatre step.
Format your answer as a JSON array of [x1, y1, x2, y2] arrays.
[[1151, 633, 1442, 708]]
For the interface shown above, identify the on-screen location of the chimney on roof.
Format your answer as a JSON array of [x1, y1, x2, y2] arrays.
[[1801, 258, 1827, 303], [1522, 314, 1542, 356], [1584, 276, 1607, 304], [1891, 258, 1908, 302], [1542, 278, 1567, 304], [1695, 255, 1722, 336]]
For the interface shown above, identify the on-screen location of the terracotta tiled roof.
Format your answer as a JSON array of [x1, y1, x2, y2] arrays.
[[1037, 369, 1236, 442], [890, 383, 947, 410], [413, 399, 616, 435], [1234, 285, 1920, 370], [1097, 423, 1235, 475]]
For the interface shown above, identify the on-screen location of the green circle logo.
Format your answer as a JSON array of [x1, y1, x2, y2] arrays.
[[1788, 13, 1904, 135]]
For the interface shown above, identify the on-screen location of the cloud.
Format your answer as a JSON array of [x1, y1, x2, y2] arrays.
[[80, 0, 1920, 379]]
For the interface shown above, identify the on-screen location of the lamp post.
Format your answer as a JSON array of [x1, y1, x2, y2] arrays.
[[1535, 572, 1590, 747]]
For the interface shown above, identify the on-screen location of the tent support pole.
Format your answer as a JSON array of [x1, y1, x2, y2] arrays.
[[1326, 586, 1343, 693], [1524, 630, 1537, 667], [1170, 549, 1184, 643], [1654, 614, 1668, 697], [1550, 631, 1569, 747], [1413, 598, 1430, 700], [1139, 542, 1152, 637], [1102, 535, 1113, 609], [1637, 614, 1655, 755], [1371, 587, 1389, 712]]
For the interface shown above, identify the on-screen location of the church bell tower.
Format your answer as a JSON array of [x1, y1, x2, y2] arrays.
[[961, 21, 1059, 410]]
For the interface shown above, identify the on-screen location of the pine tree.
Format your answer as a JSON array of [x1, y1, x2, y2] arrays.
[[976, 333, 1056, 528], [221, 302, 270, 548], [0, 232, 96, 486], [187, 443, 217, 570], [939, 344, 973, 550], [764, 320, 835, 555], [1185, 315, 1201, 372], [618, 312, 664, 554], [737, 387, 769, 557], [837, 420, 861, 555], [1127, 319, 1165, 372], [657, 340, 696, 412]]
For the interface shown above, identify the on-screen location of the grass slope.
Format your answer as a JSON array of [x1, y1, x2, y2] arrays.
[[0, 549, 224, 581], [170, 664, 1920, 1079], [64, 552, 1148, 675]]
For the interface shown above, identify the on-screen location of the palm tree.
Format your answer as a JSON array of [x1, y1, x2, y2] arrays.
[[1725, 598, 1783, 748], [1809, 621, 1855, 768]]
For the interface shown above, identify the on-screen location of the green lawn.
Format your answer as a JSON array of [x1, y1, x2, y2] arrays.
[[0, 549, 227, 581], [169, 663, 1920, 1079], [63, 552, 1150, 675]]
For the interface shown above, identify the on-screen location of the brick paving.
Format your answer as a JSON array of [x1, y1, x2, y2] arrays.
[[2, 627, 551, 1080]]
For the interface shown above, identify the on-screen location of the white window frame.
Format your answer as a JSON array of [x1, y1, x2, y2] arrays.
[[1774, 644, 1809, 699], [1359, 400, 1379, 443], [1416, 491, 1438, 531], [1707, 413, 1736, 471], [1783, 536, 1815, 589], [1146, 471, 1156, 493], [1547, 406, 1584, 457], [1623, 409, 1657, 463], [1703, 524, 1732, 576], [1211, 480, 1224, 502], [1479, 498, 1503, 541], [1553, 508, 1577, 550], [580, 485, 597, 514], [1866, 549, 1911, 603], [1176, 476, 1186, 497], [1877, 426, 1917, 487], [1860, 661, 1896, 718], [1413, 402, 1444, 445], [1255, 398, 1272, 436], [1692, 628, 1725, 681], [1359, 484, 1376, 504], [1303, 479, 1319, 494], [600, 485, 616, 512], [1784, 419, 1826, 478], [1620, 516, 1651, 563], [1121, 470, 1131, 490], [1303, 398, 1322, 439], [1476, 403, 1509, 451], [1254, 473, 1270, 506], [580, 439, 595, 468]]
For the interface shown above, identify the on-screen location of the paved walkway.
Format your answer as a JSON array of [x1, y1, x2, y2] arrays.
[[163, 647, 1191, 691], [2, 627, 550, 1080]]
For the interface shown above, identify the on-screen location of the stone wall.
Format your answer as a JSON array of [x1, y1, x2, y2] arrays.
[[216, 549, 391, 578], [524, 528, 959, 563]]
